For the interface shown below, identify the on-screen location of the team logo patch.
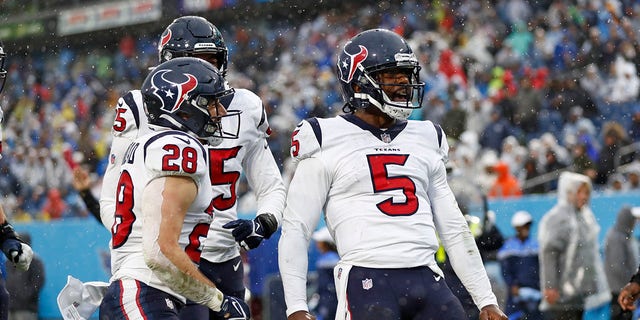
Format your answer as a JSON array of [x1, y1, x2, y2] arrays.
[[159, 29, 172, 49], [362, 278, 373, 290], [338, 45, 368, 83], [166, 298, 175, 310], [149, 69, 198, 113], [381, 133, 391, 143]]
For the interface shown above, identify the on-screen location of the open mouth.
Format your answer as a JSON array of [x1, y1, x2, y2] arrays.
[[391, 91, 409, 102]]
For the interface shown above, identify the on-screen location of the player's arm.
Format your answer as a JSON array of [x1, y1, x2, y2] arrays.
[[223, 139, 285, 250], [0, 205, 33, 271], [100, 91, 144, 230], [429, 159, 500, 311], [71, 167, 101, 221], [278, 156, 328, 318], [245, 138, 286, 225], [142, 176, 232, 312]]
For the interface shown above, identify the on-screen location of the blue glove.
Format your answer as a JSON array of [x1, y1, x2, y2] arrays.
[[215, 294, 250, 320], [0, 222, 32, 271], [2, 238, 21, 262], [222, 213, 277, 250]]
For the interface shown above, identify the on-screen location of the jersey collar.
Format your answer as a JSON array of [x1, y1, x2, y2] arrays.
[[341, 114, 407, 143]]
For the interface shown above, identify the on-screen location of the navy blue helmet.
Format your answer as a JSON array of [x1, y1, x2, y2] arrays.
[[158, 16, 228, 76], [336, 29, 424, 120], [141, 57, 239, 145]]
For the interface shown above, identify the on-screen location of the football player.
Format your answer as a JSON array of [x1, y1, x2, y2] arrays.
[[97, 15, 284, 319], [163, 16, 287, 320], [98, 57, 249, 319], [0, 40, 34, 320], [278, 29, 508, 320]]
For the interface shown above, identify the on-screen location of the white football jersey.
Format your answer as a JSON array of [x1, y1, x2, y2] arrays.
[[100, 90, 150, 230], [289, 114, 447, 268], [109, 129, 213, 301], [200, 88, 285, 263], [280, 114, 498, 313]]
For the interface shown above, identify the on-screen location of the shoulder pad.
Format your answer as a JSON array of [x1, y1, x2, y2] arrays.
[[228, 89, 271, 135], [112, 90, 145, 138], [143, 131, 208, 181], [290, 118, 322, 161]]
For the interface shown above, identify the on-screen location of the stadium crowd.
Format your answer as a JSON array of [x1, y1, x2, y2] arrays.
[[0, 0, 640, 221]]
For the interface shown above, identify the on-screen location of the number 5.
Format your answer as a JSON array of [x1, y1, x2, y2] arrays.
[[367, 154, 418, 216]]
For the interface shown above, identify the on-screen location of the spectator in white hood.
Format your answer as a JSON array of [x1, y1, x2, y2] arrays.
[[538, 172, 610, 320]]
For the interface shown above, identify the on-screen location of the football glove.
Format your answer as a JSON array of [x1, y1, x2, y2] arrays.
[[222, 213, 278, 251], [0, 222, 33, 271], [214, 294, 250, 320]]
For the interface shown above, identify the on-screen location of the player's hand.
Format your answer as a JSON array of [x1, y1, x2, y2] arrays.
[[223, 213, 277, 250], [479, 304, 507, 320], [2, 239, 33, 271], [619, 282, 640, 311], [544, 288, 560, 305], [214, 294, 250, 320], [287, 310, 316, 320], [72, 167, 91, 191]]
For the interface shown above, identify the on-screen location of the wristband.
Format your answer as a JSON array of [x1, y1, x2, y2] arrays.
[[204, 287, 225, 312], [257, 213, 278, 238]]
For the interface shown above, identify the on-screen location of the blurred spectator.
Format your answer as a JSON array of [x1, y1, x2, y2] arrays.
[[596, 122, 633, 186], [627, 110, 640, 143], [606, 173, 628, 192], [624, 163, 640, 190], [561, 106, 596, 147], [5, 233, 45, 320], [570, 143, 597, 181], [604, 207, 639, 320], [512, 76, 542, 136], [497, 211, 542, 320], [480, 109, 515, 154], [543, 149, 567, 191], [538, 172, 610, 320], [521, 157, 546, 194], [488, 161, 522, 198], [441, 91, 467, 140], [41, 188, 67, 220]]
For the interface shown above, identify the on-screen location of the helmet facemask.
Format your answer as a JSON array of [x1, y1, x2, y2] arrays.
[[190, 91, 241, 146], [0, 45, 6, 95]]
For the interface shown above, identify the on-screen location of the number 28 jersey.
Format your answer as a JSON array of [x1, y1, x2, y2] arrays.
[[109, 129, 213, 300], [289, 114, 451, 269]]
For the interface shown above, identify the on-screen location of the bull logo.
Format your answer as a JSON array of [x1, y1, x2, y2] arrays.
[[159, 29, 172, 50], [150, 69, 198, 113], [338, 45, 368, 83]]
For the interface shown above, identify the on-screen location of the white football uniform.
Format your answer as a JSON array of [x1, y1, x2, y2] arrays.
[[200, 88, 285, 263], [109, 129, 213, 302], [100, 90, 150, 230], [279, 114, 497, 315]]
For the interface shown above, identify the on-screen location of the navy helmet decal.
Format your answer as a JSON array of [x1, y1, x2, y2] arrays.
[[150, 69, 198, 113], [338, 45, 368, 84]]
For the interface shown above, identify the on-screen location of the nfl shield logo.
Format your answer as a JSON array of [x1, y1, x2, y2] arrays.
[[362, 278, 373, 290], [381, 133, 391, 143]]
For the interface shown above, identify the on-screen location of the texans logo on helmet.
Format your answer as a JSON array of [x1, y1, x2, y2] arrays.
[[150, 69, 198, 113], [338, 45, 368, 83], [159, 29, 172, 49]]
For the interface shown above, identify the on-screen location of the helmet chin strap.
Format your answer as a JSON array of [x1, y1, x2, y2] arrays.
[[355, 92, 412, 120]]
